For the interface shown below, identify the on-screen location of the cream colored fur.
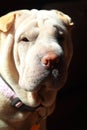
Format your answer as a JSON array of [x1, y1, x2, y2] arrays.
[[0, 9, 73, 130]]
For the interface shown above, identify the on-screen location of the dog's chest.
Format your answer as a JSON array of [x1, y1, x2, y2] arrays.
[[0, 112, 29, 130]]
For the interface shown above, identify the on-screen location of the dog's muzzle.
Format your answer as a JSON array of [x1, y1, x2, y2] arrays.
[[19, 51, 66, 92]]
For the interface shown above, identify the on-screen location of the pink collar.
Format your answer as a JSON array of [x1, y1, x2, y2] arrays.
[[0, 76, 24, 109], [0, 75, 40, 111], [0, 76, 16, 99]]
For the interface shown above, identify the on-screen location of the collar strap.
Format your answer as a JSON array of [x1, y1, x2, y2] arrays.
[[0, 76, 16, 99], [11, 97, 41, 111], [0, 75, 40, 111]]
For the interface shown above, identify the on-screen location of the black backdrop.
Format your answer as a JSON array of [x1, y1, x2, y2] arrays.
[[0, 0, 87, 129]]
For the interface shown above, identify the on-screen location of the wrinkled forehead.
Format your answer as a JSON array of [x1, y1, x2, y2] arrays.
[[15, 9, 64, 29], [30, 9, 63, 27]]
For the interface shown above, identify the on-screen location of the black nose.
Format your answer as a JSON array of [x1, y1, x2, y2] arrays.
[[41, 52, 59, 69]]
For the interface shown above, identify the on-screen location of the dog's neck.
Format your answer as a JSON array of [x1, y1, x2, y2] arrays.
[[0, 75, 40, 111], [0, 75, 48, 130]]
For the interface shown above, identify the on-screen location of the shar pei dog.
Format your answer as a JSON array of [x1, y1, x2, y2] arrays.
[[0, 9, 74, 130]]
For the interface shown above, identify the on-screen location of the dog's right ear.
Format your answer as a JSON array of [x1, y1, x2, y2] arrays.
[[55, 10, 74, 30], [0, 13, 16, 32]]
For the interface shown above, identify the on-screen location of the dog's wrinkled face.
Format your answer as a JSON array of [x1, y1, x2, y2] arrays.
[[12, 10, 73, 107], [0, 9, 73, 109], [15, 10, 65, 89]]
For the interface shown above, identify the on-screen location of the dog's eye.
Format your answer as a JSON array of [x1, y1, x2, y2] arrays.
[[21, 37, 29, 42], [58, 35, 64, 44], [57, 30, 65, 44], [19, 35, 29, 42]]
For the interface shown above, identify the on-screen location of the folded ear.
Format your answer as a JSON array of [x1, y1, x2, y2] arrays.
[[0, 12, 16, 32], [55, 10, 74, 30]]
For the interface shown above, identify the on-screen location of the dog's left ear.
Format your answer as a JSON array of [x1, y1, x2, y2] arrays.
[[55, 10, 74, 30], [0, 12, 16, 32]]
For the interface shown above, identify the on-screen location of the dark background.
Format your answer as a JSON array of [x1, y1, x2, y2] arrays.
[[0, 0, 87, 129]]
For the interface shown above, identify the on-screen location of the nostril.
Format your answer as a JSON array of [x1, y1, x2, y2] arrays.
[[41, 52, 59, 69]]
